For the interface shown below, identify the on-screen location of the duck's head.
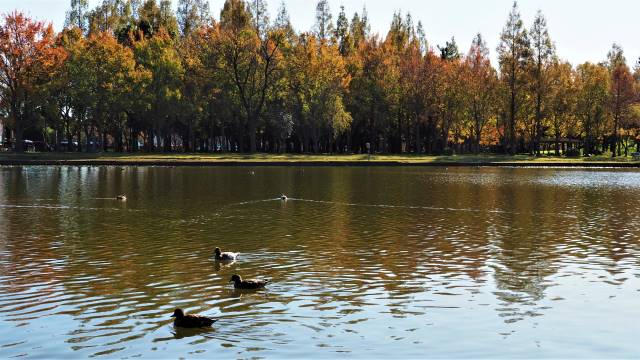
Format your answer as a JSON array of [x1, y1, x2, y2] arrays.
[[214, 247, 221, 256], [229, 274, 242, 283], [171, 308, 184, 318]]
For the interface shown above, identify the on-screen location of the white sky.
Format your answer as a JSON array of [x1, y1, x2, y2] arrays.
[[2, 0, 639, 67]]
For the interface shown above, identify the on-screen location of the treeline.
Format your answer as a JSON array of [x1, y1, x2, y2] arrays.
[[1, 0, 639, 155]]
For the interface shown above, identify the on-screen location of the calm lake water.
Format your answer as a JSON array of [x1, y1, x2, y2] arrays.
[[0, 166, 639, 358]]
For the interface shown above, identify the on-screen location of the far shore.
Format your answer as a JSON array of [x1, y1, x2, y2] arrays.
[[1, 153, 640, 168]]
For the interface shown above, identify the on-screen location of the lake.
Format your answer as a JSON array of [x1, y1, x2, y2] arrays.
[[0, 166, 638, 358]]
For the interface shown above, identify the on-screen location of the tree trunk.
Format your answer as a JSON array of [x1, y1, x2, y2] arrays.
[[248, 120, 257, 153], [15, 120, 24, 153], [415, 117, 421, 154]]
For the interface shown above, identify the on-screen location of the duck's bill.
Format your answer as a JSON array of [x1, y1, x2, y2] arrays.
[[170, 314, 176, 317]]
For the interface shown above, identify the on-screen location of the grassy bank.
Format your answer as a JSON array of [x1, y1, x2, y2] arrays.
[[1, 152, 640, 167]]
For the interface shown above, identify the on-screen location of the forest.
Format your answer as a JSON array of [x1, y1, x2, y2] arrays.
[[0, 0, 639, 156]]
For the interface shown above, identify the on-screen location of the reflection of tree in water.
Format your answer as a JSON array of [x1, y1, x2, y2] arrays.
[[488, 184, 568, 323], [283, 168, 497, 315], [487, 179, 640, 324], [2, 167, 640, 354]]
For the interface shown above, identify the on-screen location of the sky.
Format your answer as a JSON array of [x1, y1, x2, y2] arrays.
[[2, 0, 639, 67]]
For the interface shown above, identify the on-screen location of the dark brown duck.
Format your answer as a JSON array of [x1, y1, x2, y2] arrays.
[[171, 308, 217, 328], [214, 247, 239, 261], [229, 274, 269, 289]]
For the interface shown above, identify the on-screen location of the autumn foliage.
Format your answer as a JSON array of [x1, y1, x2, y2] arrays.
[[0, 1, 639, 155]]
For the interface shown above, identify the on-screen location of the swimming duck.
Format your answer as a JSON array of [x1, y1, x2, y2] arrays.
[[116, 194, 127, 201], [171, 308, 217, 328], [280, 194, 288, 201], [214, 247, 239, 261], [229, 274, 269, 289]]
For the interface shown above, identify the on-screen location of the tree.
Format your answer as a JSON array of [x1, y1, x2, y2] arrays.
[[218, 0, 284, 152], [247, 0, 270, 38], [134, 29, 183, 151], [465, 33, 498, 153], [274, 1, 291, 31], [439, 37, 460, 60], [65, 0, 89, 33], [416, 21, 427, 55], [87, 0, 133, 35], [349, 7, 370, 48], [609, 60, 635, 156], [288, 34, 351, 152], [177, 0, 210, 36], [314, 0, 333, 41], [576, 62, 609, 155], [347, 36, 387, 153], [529, 10, 554, 155], [497, 1, 531, 154], [606, 43, 626, 69], [334, 6, 351, 56], [547, 61, 577, 155], [0, 12, 66, 152]]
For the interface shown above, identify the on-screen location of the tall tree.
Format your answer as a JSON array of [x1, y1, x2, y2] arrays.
[[529, 10, 555, 155], [134, 29, 183, 151], [288, 34, 351, 152], [314, 0, 333, 41], [416, 21, 427, 54], [0, 12, 65, 152], [334, 6, 351, 56], [606, 43, 626, 69], [74, 31, 143, 151], [465, 33, 498, 153], [547, 60, 577, 155], [248, 0, 270, 38], [274, 1, 291, 31], [576, 62, 609, 155], [65, 0, 89, 33], [219, 0, 284, 152], [87, 0, 134, 35], [608, 56, 635, 156], [497, 1, 531, 154], [177, 0, 210, 36]]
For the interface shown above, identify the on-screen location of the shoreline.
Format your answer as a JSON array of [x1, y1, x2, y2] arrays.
[[1, 155, 640, 168]]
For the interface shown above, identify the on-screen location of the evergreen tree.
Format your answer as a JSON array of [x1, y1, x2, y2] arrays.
[[439, 37, 460, 60], [334, 6, 350, 55]]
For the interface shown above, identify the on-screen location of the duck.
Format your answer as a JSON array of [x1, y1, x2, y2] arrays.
[[214, 247, 239, 261], [229, 274, 269, 289], [116, 194, 127, 201], [171, 308, 217, 328], [279, 194, 288, 201]]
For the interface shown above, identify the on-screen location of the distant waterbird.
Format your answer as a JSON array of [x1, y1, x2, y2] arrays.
[[280, 194, 288, 201], [116, 194, 127, 201], [214, 247, 239, 261], [171, 308, 218, 328], [229, 274, 269, 289]]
